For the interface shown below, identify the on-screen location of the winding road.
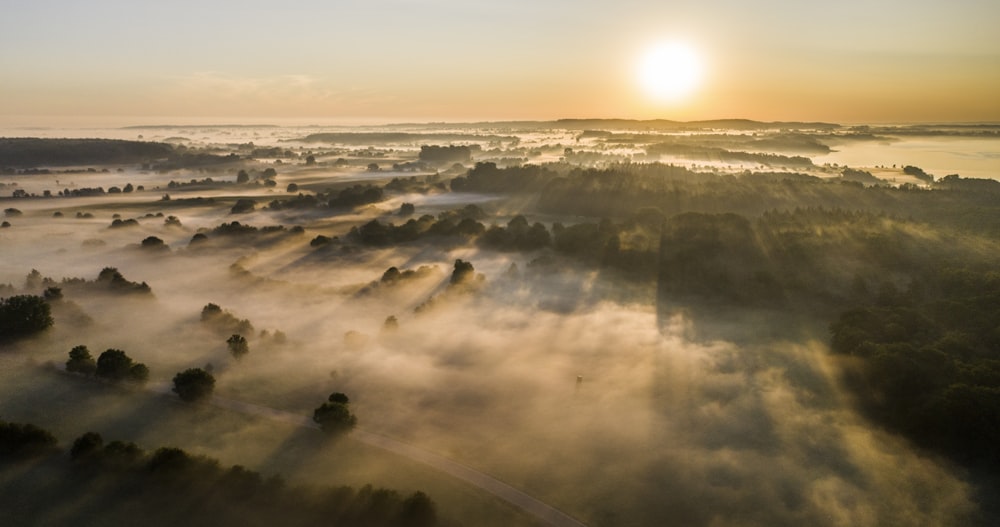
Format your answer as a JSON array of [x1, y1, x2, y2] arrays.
[[148, 382, 587, 527]]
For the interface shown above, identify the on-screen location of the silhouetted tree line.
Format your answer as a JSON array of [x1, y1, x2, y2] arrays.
[[201, 303, 254, 335], [66, 345, 148, 384], [533, 163, 1000, 236], [187, 222, 304, 248], [645, 143, 814, 167], [329, 184, 384, 208], [345, 206, 487, 246], [449, 162, 558, 193], [47, 267, 152, 296], [0, 419, 57, 460], [418, 145, 473, 164], [355, 265, 440, 297], [658, 207, 1000, 310], [0, 421, 439, 527], [0, 138, 174, 168], [269, 184, 385, 211]]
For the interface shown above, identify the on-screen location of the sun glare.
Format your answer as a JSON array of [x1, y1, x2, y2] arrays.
[[637, 41, 704, 102]]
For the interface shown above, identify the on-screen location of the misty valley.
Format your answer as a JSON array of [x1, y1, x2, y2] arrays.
[[1, 120, 999, 527]]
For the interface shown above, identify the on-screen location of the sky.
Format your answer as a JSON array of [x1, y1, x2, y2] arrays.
[[1, 0, 998, 125]]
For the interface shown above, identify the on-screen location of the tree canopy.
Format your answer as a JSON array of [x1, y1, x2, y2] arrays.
[[172, 368, 216, 402]]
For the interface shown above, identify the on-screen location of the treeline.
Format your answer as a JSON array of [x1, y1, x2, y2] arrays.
[[188, 222, 305, 248], [417, 145, 473, 164], [268, 184, 384, 211], [645, 143, 814, 167], [829, 267, 1000, 467], [342, 205, 662, 279], [529, 163, 1000, 235], [0, 420, 439, 527], [658, 208, 998, 310], [0, 138, 174, 168]]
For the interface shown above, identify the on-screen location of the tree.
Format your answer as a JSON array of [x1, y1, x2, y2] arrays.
[[236, 170, 250, 184], [231, 199, 256, 214], [70, 431, 104, 461], [449, 259, 475, 285], [0, 295, 53, 340], [313, 393, 357, 435], [305, 155, 316, 165], [399, 491, 438, 527], [95, 349, 148, 383], [172, 368, 215, 402], [227, 334, 249, 359], [0, 420, 57, 459], [141, 236, 167, 249], [66, 345, 97, 375]]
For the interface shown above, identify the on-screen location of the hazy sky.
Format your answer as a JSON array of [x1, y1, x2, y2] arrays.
[[1, 0, 998, 125]]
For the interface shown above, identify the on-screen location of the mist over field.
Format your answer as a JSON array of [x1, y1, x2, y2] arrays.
[[2, 121, 999, 526]]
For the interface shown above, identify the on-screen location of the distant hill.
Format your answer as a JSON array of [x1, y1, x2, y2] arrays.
[[296, 132, 517, 144], [0, 138, 174, 168], [382, 118, 842, 131]]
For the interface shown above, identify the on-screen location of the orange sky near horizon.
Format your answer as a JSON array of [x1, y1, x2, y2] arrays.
[[1, 1, 998, 126]]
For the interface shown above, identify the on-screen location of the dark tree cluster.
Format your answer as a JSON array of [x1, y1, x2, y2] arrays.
[[1, 422, 439, 527], [0, 420, 58, 460], [172, 368, 216, 402], [903, 165, 934, 182], [348, 215, 484, 246], [201, 303, 254, 335], [227, 334, 249, 359], [328, 184, 384, 208], [354, 265, 439, 297], [95, 267, 152, 295], [190, 222, 304, 247], [267, 193, 321, 211], [418, 145, 473, 164], [42, 267, 151, 297], [0, 295, 53, 340], [64, 345, 147, 383], [449, 162, 558, 193], [829, 268, 1000, 467], [478, 215, 550, 251], [0, 138, 174, 168], [93, 348, 149, 383], [313, 392, 358, 435], [109, 218, 140, 228], [230, 199, 257, 214], [384, 174, 446, 193], [66, 344, 97, 374], [645, 143, 814, 168], [140, 236, 168, 251]]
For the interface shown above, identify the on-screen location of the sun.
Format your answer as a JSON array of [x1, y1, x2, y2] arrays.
[[637, 41, 704, 102]]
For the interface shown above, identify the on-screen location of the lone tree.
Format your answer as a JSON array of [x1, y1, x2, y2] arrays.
[[66, 345, 97, 375], [227, 334, 249, 359], [95, 349, 148, 383], [172, 368, 215, 402], [449, 259, 475, 285], [312, 392, 357, 435]]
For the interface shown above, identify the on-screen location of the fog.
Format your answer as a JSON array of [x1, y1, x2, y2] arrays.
[[1, 122, 996, 526]]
